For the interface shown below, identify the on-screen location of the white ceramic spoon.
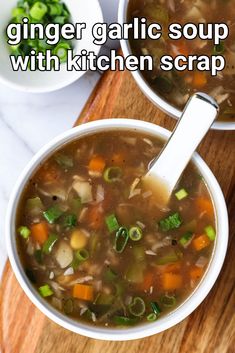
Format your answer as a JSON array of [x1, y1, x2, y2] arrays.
[[142, 92, 219, 205]]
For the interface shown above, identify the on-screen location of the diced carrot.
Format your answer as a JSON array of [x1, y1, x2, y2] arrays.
[[192, 234, 211, 251], [111, 153, 125, 166], [88, 156, 106, 173], [196, 197, 214, 217], [192, 72, 207, 88], [31, 222, 48, 245], [72, 284, 94, 301], [87, 206, 104, 230], [190, 266, 204, 280], [162, 273, 183, 291], [139, 271, 154, 291]]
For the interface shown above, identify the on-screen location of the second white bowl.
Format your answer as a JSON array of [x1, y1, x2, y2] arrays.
[[118, 0, 235, 131]]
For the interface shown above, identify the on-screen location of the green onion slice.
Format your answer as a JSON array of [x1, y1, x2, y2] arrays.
[[129, 297, 146, 317], [72, 249, 89, 269], [54, 15, 66, 24], [75, 248, 89, 262], [18, 226, 31, 239], [147, 313, 158, 322], [105, 214, 119, 233], [42, 234, 58, 254], [114, 227, 129, 253], [175, 188, 188, 201], [12, 7, 25, 17], [48, 3, 63, 16], [129, 226, 142, 241], [204, 225, 216, 241], [150, 302, 161, 316], [39, 284, 53, 297], [63, 214, 77, 228], [179, 231, 193, 247], [43, 205, 63, 224], [160, 295, 176, 307], [53, 42, 71, 63], [29, 2, 48, 20], [103, 167, 122, 183]]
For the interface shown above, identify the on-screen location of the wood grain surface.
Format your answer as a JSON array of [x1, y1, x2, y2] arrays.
[[0, 69, 234, 353]]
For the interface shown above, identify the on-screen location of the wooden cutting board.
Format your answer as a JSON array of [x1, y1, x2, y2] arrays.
[[1, 69, 235, 353]]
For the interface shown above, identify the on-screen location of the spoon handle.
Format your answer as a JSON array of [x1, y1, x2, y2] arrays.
[[146, 93, 219, 195]]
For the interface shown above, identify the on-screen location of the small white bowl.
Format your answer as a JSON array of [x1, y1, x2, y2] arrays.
[[6, 119, 228, 340], [0, 0, 103, 93], [118, 0, 235, 131]]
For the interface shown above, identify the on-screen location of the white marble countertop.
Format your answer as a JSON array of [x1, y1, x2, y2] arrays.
[[0, 0, 119, 278]]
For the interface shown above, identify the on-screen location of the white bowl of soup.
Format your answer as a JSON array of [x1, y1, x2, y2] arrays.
[[6, 119, 228, 340], [118, 0, 235, 131]]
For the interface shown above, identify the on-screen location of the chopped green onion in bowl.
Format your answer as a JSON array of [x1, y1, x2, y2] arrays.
[[7, 0, 73, 67]]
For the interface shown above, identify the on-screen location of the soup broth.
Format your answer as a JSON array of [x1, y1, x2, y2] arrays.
[[128, 0, 235, 122], [16, 131, 216, 327]]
